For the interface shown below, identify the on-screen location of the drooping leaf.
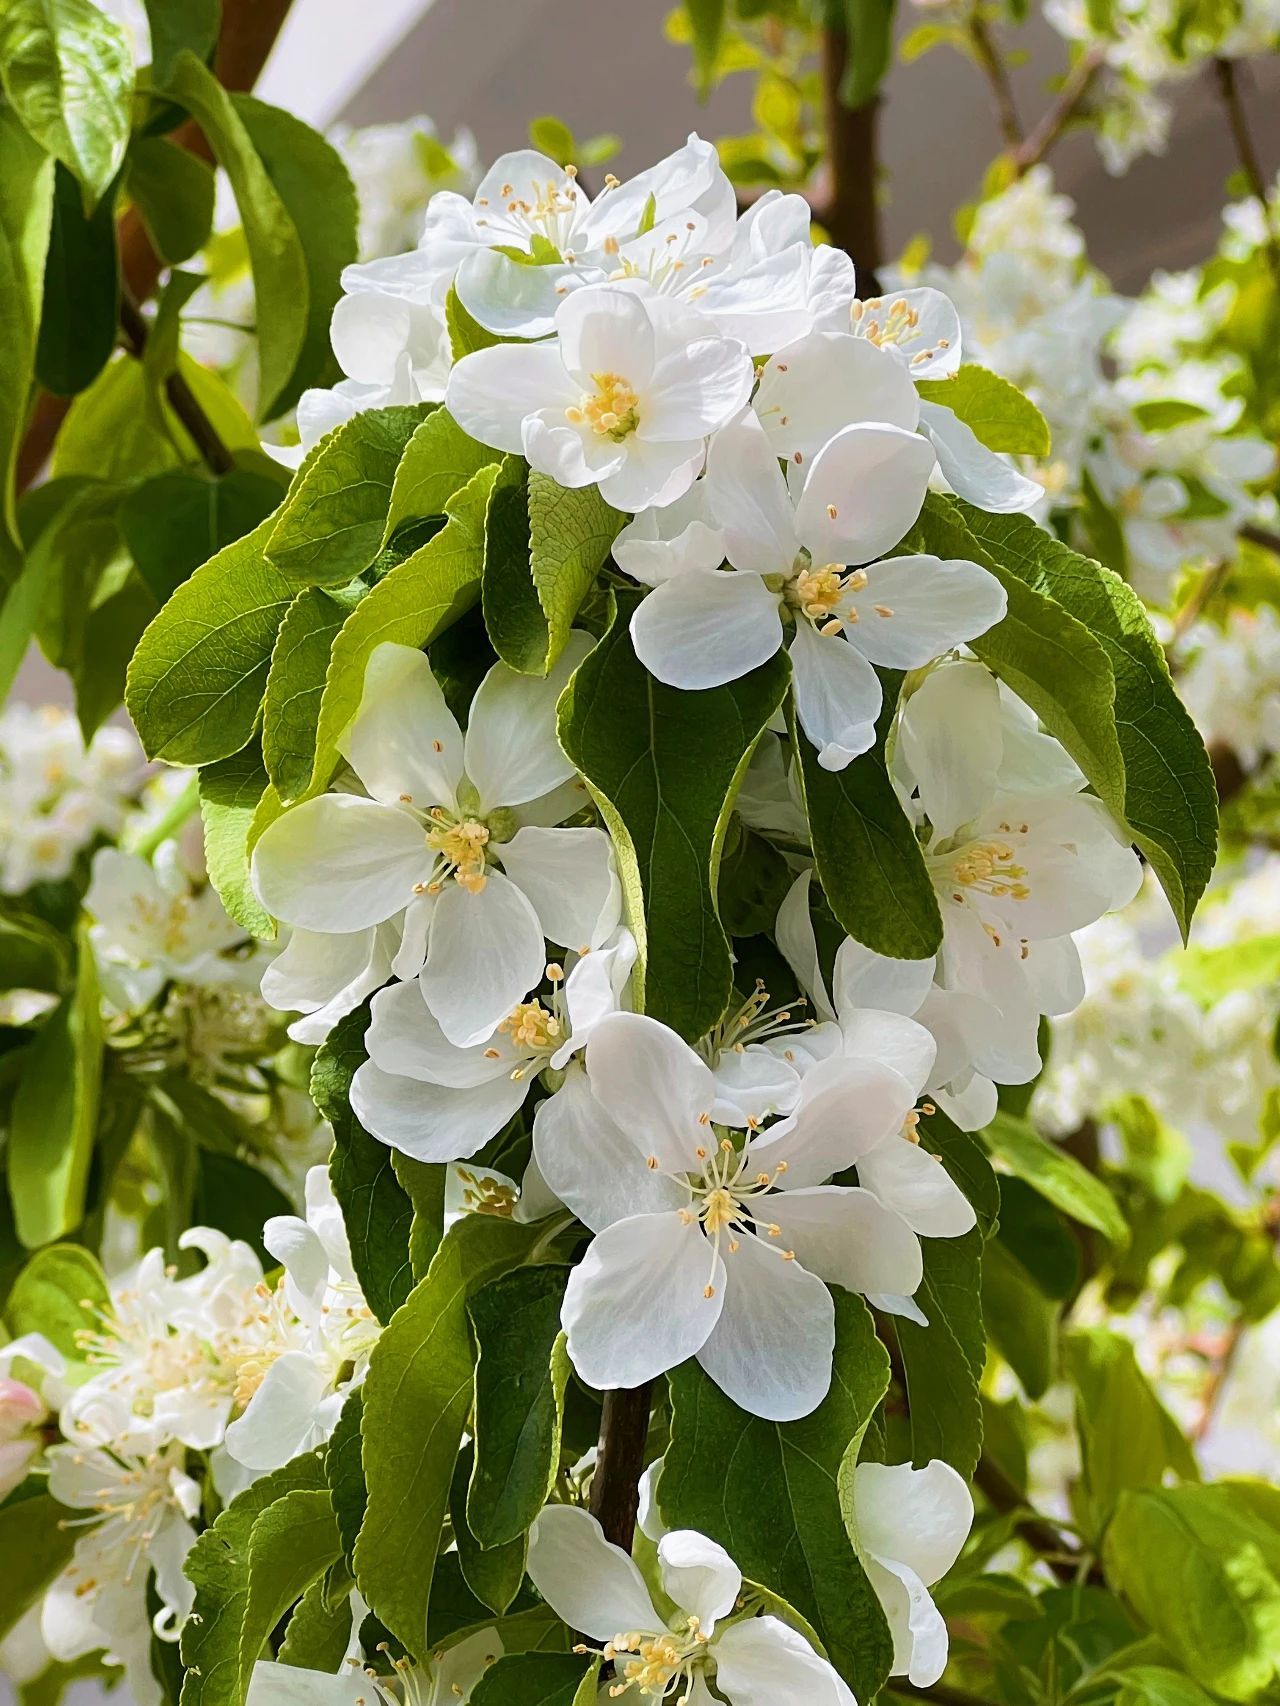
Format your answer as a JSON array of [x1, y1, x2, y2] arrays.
[[123, 134, 217, 265], [118, 466, 284, 604], [4, 1242, 110, 1359], [143, 0, 220, 86], [199, 743, 277, 938], [982, 1236, 1058, 1399], [0, 0, 134, 207], [894, 1228, 986, 1477], [261, 584, 360, 801], [450, 1444, 527, 1614], [982, 1111, 1128, 1246], [325, 1387, 366, 1566], [354, 1216, 544, 1659], [165, 51, 310, 423], [36, 161, 118, 396], [266, 404, 434, 585], [559, 589, 789, 1040], [469, 1654, 595, 1706], [957, 504, 1218, 939], [383, 406, 498, 542], [467, 1265, 572, 1547], [663, 1290, 893, 1698], [917, 365, 1052, 456], [126, 511, 296, 765], [0, 1495, 77, 1643], [0, 107, 55, 567], [8, 930, 103, 1247]]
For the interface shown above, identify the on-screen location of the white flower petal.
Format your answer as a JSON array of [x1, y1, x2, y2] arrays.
[[598, 436, 705, 513], [339, 643, 464, 808], [758, 1055, 915, 1185], [856, 1136, 976, 1238], [455, 248, 581, 338], [839, 1010, 936, 1094], [831, 936, 934, 1019], [532, 1068, 685, 1233], [329, 291, 412, 387], [557, 285, 656, 388], [788, 620, 880, 772], [350, 1059, 527, 1162], [613, 483, 726, 587], [630, 571, 783, 691], [713, 1614, 857, 1706], [844, 556, 1007, 669], [527, 1505, 662, 1643], [445, 343, 576, 454], [252, 796, 428, 932], [562, 1211, 724, 1390], [712, 1043, 802, 1128], [499, 825, 619, 951], [584, 1012, 717, 1171], [261, 925, 392, 1041], [365, 978, 513, 1087], [421, 871, 546, 1047], [766, 1185, 924, 1299], [696, 1232, 835, 1422], [643, 337, 754, 442], [794, 424, 935, 565], [755, 332, 919, 467], [464, 637, 590, 811], [247, 1661, 377, 1706], [896, 661, 1002, 839], [852, 1458, 974, 1586], [657, 1530, 741, 1635], [706, 408, 799, 576], [224, 1353, 329, 1472], [920, 401, 1043, 513]]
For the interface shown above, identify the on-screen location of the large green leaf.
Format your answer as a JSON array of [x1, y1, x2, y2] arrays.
[[1063, 1329, 1198, 1540], [0, 906, 72, 993], [982, 1111, 1128, 1246], [354, 1215, 544, 1658], [1103, 1483, 1280, 1702], [261, 584, 360, 801], [36, 161, 117, 396], [663, 1291, 893, 1698], [238, 1491, 342, 1694], [467, 1265, 572, 1547], [793, 691, 942, 960], [8, 931, 103, 1247], [118, 466, 284, 605], [982, 1236, 1058, 1400], [312, 1002, 429, 1328], [917, 364, 1052, 456], [126, 511, 296, 765], [299, 462, 498, 798], [0, 0, 133, 207], [957, 504, 1218, 939], [0, 106, 55, 567], [325, 1387, 366, 1566], [470, 1655, 594, 1705], [165, 51, 310, 423], [4, 1242, 109, 1359], [180, 1452, 328, 1706], [199, 743, 276, 938], [0, 1494, 77, 1642], [142, 0, 220, 86], [484, 460, 622, 675], [123, 134, 216, 265], [232, 96, 359, 417], [559, 590, 789, 1040], [450, 1443, 527, 1614], [894, 1228, 986, 1477], [383, 406, 498, 542]]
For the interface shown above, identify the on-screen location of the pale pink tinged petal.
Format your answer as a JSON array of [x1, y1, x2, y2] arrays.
[[584, 1011, 718, 1172], [350, 1060, 526, 1162], [705, 408, 799, 575], [251, 795, 428, 932], [421, 870, 546, 1047], [556, 285, 657, 388], [444, 343, 576, 454], [855, 1136, 976, 1238], [843, 556, 1008, 670], [794, 423, 936, 565], [696, 1232, 835, 1422], [365, 978, 513, 1087], [527, 1505, 663, 1642], [630, 571, 783, 691], [562, 1211, 724, 1390], [643, 337, 755, 441], [532, 1068, 685, 1233], [339, 641, 464, 808], [764, 1185, 924, 1298], [852, 1458, 974, 1584], [713, 1614, 858, 1706], [499, 825, 619, 950], [788, 620, 879, 772], [755, 331, 919, 467], [656, 1530, 741, 1634]]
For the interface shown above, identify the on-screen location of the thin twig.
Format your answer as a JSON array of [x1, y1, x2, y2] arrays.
[[969, 5, 1023, 150], [1013, 46, 1105, 176], [974, 1454, 1102, 1585], [1213, 57, 1280, 285], [588, 1384, 653, 1552], [1241, 521, 1280, 555], [118, 297, 236, 476], [1170, 558, 1231, 650]]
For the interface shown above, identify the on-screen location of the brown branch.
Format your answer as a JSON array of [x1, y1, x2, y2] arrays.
[[588, 1384, 653, 1552], [118, 296, 235, 475], [1012, 46, 1105, 176], [16, 0, 296, 491], [974, 1454, 1101, 1584], [969, 7, 1023, 151], [1213, 57, 1280, 284], [1241, 521, 1280, 555], [820, 26, 883, 290]]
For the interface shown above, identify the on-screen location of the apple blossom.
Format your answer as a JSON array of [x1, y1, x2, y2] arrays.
[[446, 284, 754, 511], [528, 1504, 857, 1705], [0, 1374, 46, 1498], [252, 636, 619, 1048], [246, 1629, 502, 1706]]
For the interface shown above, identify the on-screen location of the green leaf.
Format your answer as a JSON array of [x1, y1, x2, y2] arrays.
[[1063, 1330, 1198, 1540], [143, 0, 220, 86], [277, 1574, 353, 1672], [917, 364, 1051, 456], [559, 589, 789, 1041], [312, 1002, 422, 1327], [4, 1242, 109, 1359], [469, 1654, 594, 1706], [894, 1228, 986, 1476], [0, 1495, 77, 1642], [982, 1111, 1128, 1246], [124, 135, 217, 265], [165, 50, 310, 423], [193, 1149, 293, 1262], [526, 469, 623, 672], [266, 404, 433, 585], [0, 906, 72, 992], [239, 1490, 342, 1692], [383, 406, 499, 543], [126, 510, 296, 765], [261, 584, 359, 801], [446, 283, 502, 358], [956, 505, 1218, 940], [1115, 1669, 1218, 1706], [0, 0, 133, 207], [354, 1215, 544, 1659], [179, 1451, 328, 1706], [467, 1265, 572, 1547], [911, 496, 1127, 822], [451, 1444, 527, 1615], [0, 106, 55, 565], [793, 694, 943, 960], [528, 114, 576, 165], [686, 0, 727, 95], [231, 95, 359, 417], [982, 1236, 1057, 1399], [664, 1290, 893, 1697], [300, 463, 498, 799], [838, 0, 897, 106], [8, 932, 102, 1247], [1176, 933, 1280, 1005], [36, 161, 118, 396], [1103, 1483, 1280, 1702], [325, 1387, 366, 1566], [118, 467, 284, 605], [199, 743, 277, 938]]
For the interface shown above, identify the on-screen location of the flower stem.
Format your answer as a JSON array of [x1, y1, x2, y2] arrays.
[[589, 1383, 654, 1550]]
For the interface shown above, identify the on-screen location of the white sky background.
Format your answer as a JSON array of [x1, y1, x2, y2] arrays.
[[255, 0, 437, 126]]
